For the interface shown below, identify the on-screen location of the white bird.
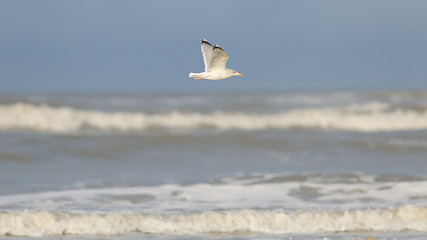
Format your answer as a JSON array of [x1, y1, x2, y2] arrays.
[[189, 39, 242, 80]]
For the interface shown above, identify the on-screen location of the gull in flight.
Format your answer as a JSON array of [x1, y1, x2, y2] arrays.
[[189, 39, 242, 80]]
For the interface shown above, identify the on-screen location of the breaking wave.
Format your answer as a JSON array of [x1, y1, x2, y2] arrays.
[[1, 102, 427, 133], [1, 206, 427, 237]]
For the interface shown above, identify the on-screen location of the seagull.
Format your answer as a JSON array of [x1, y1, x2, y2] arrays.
[[189, 39, 242, 80]]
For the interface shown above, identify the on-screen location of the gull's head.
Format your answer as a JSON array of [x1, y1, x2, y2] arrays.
[[230, 70, 243, 77]]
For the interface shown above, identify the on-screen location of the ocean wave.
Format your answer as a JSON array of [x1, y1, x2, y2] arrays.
[[1, 205, 427, 237], [2, 176, 427, 216], [1, 102, 427, 133]]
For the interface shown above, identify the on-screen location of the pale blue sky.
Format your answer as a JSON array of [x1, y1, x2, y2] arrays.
[[1, 0, 426, 92]]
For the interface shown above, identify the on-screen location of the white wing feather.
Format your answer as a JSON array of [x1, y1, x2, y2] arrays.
[[209, 44, 229, 70], [201, 39, 214, 71]]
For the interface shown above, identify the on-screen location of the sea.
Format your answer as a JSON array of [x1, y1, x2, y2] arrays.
[[0, 90, 427, 240]]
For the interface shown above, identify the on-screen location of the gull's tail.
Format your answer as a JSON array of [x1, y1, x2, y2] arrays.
[[189, 73, 200, 80]]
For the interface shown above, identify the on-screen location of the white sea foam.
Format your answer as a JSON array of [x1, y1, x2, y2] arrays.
[[2, 175, 427, 237], [1, 176, 427, 213], [1, 102, 427, 133], [1, 205, 427, 237]]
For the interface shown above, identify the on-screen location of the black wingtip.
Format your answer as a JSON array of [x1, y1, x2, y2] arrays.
[[201, 38, 213, 47], [213, 44, 224, 51]]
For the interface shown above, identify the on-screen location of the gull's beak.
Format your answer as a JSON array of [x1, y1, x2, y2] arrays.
[[237, 73, 243, 76]]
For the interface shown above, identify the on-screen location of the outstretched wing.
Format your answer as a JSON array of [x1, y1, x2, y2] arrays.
[[209, 44, 229, 70], [201, 39, 214, 71]]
